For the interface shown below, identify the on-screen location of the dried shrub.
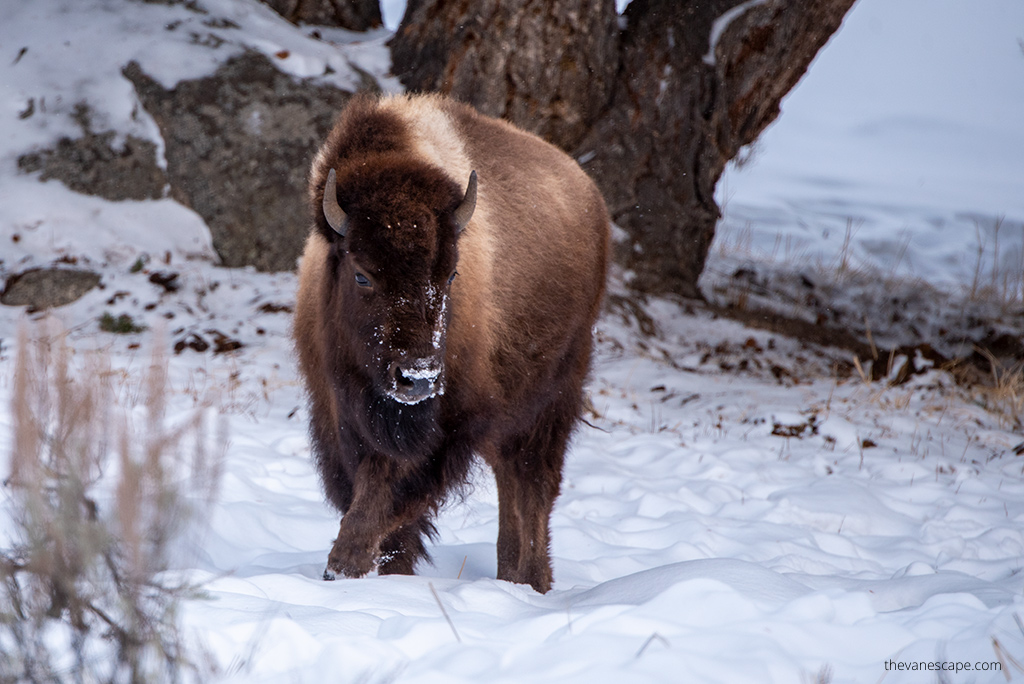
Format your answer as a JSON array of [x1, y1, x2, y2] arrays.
[[971, 346, 1024, 431], [1, 321, 223, 683]]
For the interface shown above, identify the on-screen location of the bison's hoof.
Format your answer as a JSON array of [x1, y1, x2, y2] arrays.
[[326, 543, 376, 579], [323, 568, 337, 581]]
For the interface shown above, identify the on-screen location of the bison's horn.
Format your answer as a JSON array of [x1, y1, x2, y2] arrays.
[[453, 170, 477, 234], [322, 168, 347, 237]]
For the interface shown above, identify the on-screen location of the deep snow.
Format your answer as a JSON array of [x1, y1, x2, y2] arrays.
[[2, 1, 1024, 682]]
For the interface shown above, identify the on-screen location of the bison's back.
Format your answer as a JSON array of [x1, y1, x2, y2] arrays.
[[445, 99, 609, 310], [436, 98, 609, 412]]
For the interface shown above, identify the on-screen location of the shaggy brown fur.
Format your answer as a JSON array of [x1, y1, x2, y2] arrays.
[[294, 93, 609, 593]]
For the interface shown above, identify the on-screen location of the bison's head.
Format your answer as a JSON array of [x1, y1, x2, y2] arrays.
[[319, 161, 476, 408]]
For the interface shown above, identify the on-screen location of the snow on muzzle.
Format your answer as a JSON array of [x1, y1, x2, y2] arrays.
[[386, 356, 445, 404]]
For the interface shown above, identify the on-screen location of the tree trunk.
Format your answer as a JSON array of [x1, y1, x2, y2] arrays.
[[579, 0, 857, 297], [390, 0, 619, 151], [260, 0, 382, 31], [390, 0, 857, 298]]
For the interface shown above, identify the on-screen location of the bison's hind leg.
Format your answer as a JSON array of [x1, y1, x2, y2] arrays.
[[491, 396, 580, 594], [490, 330, 594, 594], [377, 515, 437, 575]]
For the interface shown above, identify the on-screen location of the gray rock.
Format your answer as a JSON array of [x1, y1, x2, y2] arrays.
[[124, 51, 353, 272], [1, 268, 102, 310], [259, 0, 382, 31], [17, 102, 167, 202]]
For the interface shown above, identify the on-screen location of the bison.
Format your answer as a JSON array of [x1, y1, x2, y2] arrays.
[[293, 93, 609, 593]]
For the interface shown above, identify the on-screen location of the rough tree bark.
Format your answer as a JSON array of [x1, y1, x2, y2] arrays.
[[390, 0, 857, 298], [260, 0, 382, 31], [390, 0, 619, 151]]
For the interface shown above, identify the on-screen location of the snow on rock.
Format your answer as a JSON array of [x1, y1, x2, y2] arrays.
[[2, 0, 380, 159], [2, 0, 400, 276], [1, 173, 216, 271]]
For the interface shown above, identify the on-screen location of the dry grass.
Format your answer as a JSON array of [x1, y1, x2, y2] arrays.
[[966, 216, 1024, 314], [971, 346, 1024, 431], [1, 321, 223, 683], [826, 218, 861, 284]]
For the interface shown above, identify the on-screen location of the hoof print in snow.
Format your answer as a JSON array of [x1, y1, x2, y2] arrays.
[[1, 267, 101, 310]]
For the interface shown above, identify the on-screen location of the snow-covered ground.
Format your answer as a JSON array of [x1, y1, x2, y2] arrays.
[[711, 0, 1024, 295], [2, 1, 1024, 682]]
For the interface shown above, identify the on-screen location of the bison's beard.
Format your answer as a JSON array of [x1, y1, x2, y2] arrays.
[[360, 387, 444, 462]]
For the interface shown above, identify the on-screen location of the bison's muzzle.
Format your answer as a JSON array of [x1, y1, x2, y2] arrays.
[[388, 356, 444, 404]]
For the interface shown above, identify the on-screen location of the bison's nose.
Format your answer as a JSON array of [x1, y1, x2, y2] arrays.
[[388, 358, 444, 404]]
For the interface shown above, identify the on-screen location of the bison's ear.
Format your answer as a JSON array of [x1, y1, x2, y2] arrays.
[[453, 170, 477, 234], [322, 168, 348, 237]]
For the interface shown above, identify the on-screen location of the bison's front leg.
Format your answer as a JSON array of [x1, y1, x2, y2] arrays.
[[325, 512, 382, 580], [323, 453, 429, 580]]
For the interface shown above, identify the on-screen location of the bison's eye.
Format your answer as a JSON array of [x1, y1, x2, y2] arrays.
[[354, 272, 371, 288], [448, 270, 458, 285]]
